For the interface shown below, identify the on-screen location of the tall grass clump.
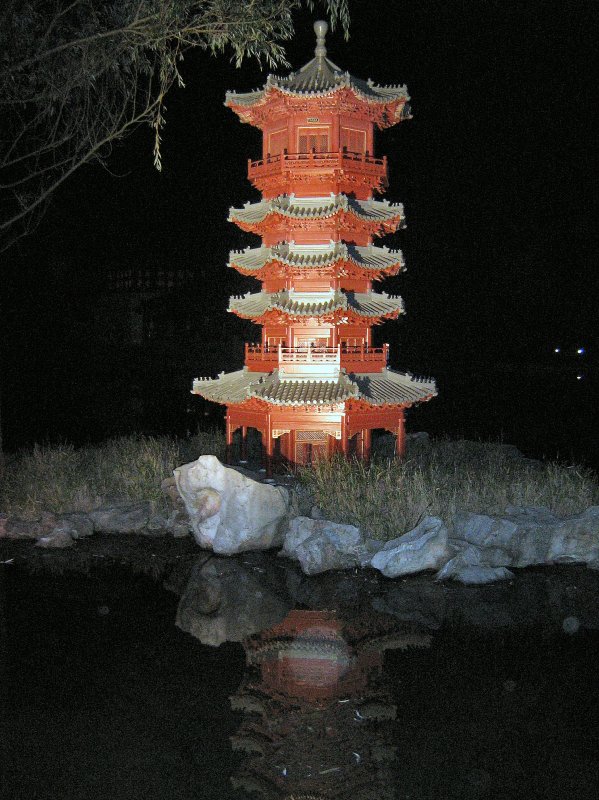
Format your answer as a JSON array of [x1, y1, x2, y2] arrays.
[[299, 438, 599, 541], [182, 428, 226, 462], [0, 435, 188, 519]]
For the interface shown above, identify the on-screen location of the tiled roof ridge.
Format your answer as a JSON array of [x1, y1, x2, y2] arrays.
[[225, 65, 409, 106], [193, 367, 436, 408], [228, 242, 405, 270], [228, 289, 405, 318], [228, 194, 404, 224]]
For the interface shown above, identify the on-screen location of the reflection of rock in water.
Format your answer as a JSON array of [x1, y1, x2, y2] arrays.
[[230, 609, 431, 799], [175, 555, 291, 646]]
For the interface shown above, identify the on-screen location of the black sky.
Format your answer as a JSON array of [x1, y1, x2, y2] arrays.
[[1, 0, 597, 453]]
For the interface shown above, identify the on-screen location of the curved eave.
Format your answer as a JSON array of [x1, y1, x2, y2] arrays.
[[192, 368, 268, 405], [228, 196, 405, 233], [228, 244, 405, 277], [226, 84, 409, 128], [193, 368, 358, 408], [192, 368, 437, 411], [228, 291, 404, 323], [350, 369, 437, 407], [252, 371, 358, 406]]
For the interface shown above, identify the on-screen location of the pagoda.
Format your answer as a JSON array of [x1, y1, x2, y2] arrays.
[[193, 21, 436, 468]]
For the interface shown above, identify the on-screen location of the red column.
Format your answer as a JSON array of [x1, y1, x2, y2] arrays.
[[341, 416, 349, 457], [395, 412, 406, 457], [225, 413, 233, 464], [241, 426, 248, 461], [265, 414, 274, 477], [363, 428, 372, 462]]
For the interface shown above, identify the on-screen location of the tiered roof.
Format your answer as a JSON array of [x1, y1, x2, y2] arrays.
[[193, 367, 436, 408], [229, 194, 404, 230], [228, 289, 404, 323], [226, 21, 410, 129], [228, 242, 405, 279]]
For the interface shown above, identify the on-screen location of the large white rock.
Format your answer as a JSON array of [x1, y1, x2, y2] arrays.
[[174, 456, 290, 554], [281, 516, 381, 575], [370, 516, 450, 578]]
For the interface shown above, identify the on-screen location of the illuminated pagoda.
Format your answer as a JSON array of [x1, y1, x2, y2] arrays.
[[193, 21, 436, 468]]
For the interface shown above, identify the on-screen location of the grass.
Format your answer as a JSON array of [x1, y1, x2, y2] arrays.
[[2, 433, 597, 538], [0, 430, 225, 520], [299, 438, 599, 541]]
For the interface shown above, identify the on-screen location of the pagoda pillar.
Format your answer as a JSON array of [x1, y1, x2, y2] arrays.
[[395, 412, 406, 457], [225, 413, 233, 464], [362, 428, 372, 461], [341, 415, 349, 458], [264, 414, 274, 477], [241, 426, 248, 460]]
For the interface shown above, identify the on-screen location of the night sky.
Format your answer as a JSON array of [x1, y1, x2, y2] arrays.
[[1, 0, 597, 461]]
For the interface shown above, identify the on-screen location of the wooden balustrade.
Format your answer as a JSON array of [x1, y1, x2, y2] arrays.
[[248, 150, 387, 177], [244, 343, 389, 371]]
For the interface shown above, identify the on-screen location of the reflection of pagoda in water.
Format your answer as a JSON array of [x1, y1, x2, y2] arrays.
[[229, 609, 431, 799]]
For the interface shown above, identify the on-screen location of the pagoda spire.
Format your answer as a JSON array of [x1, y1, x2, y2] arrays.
[[314, 19, 328, 60]]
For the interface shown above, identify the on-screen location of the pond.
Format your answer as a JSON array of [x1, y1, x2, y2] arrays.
[[1, 549, 599, 800]]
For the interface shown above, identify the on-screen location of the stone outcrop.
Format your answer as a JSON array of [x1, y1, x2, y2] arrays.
[[174, 455, 289, 554], [0, 501, 189, 544], [89, 501, 151, 534], [436, 505, 599, 582], [370, 517, 450, 578], [281, 516, 382, 575], [35, 529, 75, 549]]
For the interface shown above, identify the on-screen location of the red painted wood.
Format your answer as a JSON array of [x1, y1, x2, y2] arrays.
[[201, 55, 419, 465]]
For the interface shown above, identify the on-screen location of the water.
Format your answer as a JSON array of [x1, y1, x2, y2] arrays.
[[1, 555, 599, 799]]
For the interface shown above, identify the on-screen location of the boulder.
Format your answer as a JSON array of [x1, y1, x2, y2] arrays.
[[35, 529, 75, 549], [2, 513, 57, 539], [145, 514, 170, 536], [281, 516, 381, 575], [1, 517, 35, 539], [370, 517, 449, 578], [164, 508, 191, 538], [444, 566, 515, 585], [55, 512, 94, 539], [89, 501, 151, 533], [174, 456, 289, 554], [443, 506, 599, 576]]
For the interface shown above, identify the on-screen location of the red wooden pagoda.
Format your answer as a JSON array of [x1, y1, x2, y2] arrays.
[[193, 21, 436, 467]]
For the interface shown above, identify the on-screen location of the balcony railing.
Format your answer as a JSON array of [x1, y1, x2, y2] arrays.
[[248, 150, 388, 182], [244, 343, 389, 372]]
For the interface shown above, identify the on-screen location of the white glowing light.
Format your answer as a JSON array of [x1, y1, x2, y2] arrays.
[[577, 347, 585, 355], [576, 375, 583, 380], [554, 347, 560, 353]]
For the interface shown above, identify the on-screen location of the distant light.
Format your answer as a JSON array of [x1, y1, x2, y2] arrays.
[[577, 347, 585, 355], [576, 375, 584, 381], [554, 347, 561, 353]]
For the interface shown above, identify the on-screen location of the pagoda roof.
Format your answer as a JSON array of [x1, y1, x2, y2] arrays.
[[193, 367, 357, 406], [225, 21, 409, 121], [349, 369, 437, 406], [228, 242, 405, 274], [193, 367, 436, 408], [228, 289, 404, 320], [229, 193, 404, 226]]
